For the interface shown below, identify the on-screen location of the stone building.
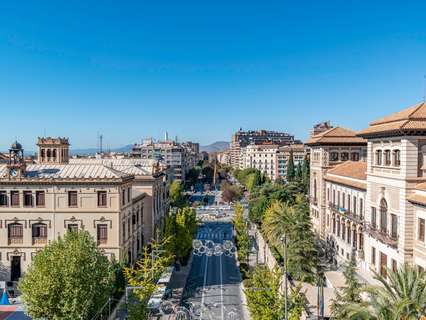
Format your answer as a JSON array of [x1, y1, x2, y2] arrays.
[[309, 101, 426, 278], [0, 138, 166, 282]]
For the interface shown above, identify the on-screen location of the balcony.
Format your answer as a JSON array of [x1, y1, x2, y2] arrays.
[[32, 237, 47, 245], [366, 224, 398, 249], [8, 237, 23, 245], [328, 203, 364, 224]]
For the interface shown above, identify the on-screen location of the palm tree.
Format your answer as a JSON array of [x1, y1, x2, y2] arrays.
[[347, 264, 426, 320], [262, 198, 317, 283]]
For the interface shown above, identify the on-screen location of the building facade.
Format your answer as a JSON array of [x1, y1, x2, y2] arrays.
[[230, 129, 298, 169], [131, 139, 198, 182], [309, 102, 426, 279]]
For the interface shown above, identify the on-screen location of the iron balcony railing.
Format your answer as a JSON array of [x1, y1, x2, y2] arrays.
[[328, 202, 364, 224], [365, 223, 398, 249]]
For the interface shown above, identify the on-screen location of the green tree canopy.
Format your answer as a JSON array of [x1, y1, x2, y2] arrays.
[[19, 230, 113, 320], [170, 180, 187, 208], [286, 149, 295, 182]]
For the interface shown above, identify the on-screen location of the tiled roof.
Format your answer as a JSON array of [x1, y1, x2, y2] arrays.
[[279, 144, 305, 152], [327, 161, 367, 180], [358, 102, 426, 137], [69, 158, 157, 175], [0, 164, 132, 180], [324, 161, 367, 190], [306, 127, 366, 145], [407, 194, 426, 206]]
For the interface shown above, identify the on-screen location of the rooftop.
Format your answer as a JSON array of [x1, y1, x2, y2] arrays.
[[358, 102, 426, 137], [306, 127, 366, 146], [325, 161, 367, 190]]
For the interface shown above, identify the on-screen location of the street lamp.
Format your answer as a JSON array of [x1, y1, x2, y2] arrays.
[[280, 235, 288, 320]]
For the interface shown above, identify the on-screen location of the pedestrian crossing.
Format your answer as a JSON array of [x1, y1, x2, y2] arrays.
[[196, 231, 233, 240]]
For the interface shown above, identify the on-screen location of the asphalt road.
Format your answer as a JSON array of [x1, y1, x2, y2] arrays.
[[182, 222, 245, 320]]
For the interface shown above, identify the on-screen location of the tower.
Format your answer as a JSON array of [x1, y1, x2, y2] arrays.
[[7, 141, 26, 179], [37, 137, 70, 164]]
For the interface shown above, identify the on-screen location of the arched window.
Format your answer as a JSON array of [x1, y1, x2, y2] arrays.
[[52, 149, 57, 160], [41, 149, 45, 158], [380, 199, 388, 233], [376, 150, 382, 166], [46, 149, 51, 158], [351, 152, 360, 161], [341, 152, 349, 161], [313, 179, 317, 201], [330, 152, 339, 162]]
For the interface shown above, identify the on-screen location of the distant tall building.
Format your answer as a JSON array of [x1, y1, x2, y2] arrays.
[[230, 129, 299, 169], [131, 139, 199, 181]]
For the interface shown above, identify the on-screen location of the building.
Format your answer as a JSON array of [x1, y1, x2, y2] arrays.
[[230, 129, 299, 169], [131, 139, 199, 182], [0, 138, 147, 282], [276, 144, 305, 180], [306, 126, 367, 239], [309, 101, 426, 279], [216, 150, 231, 166], [243, 144, 279, 180], [68, 157, 170, 244]]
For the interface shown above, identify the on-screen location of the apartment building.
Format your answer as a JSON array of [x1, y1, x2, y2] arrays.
[[230, 129, 298, 169], [309, 101, 426, 278], [276, 144, 305, 180], [131, 139, 198, 182], [243, 144, 279, 180]]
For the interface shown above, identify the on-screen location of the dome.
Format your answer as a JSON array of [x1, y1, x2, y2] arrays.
[[10, 141, 23, 150]]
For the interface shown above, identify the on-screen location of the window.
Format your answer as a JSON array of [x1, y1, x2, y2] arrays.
[[0, 191, 7, 206], [360, 198, 364, 217], [351, 152, 360, 161], [127, 187, 131, 203], [419, 218, 425, 242], [341, 152, 349, 161], [11, 191, 19, 207], [384, 150, 391, 166], [392, 259, 397, 273], [330, 152, 339, 162], [36, 191, 45, 207], [342, 192, 346, 208], [347, 225, 351, 244], [97, 224, 108, 244], [371, 207, 377, 228], [353, 196, 357, 214], [122, 189, 126, 205], [24, 191, 33, 207], [122, 222, 126, 241], [68, 191, 78, 207], [333, 190, 336, 205], [342, 222, 345, 240], [347, 194, 351, 212], [338, 191, 340, 207], [32, 223, 47, 238], [391, 214, 398, 239], [376, 150, 382, 165], [393, 150, 401, 167], [97, 191, 107, 207], [67, 224, 78, 232], [380, 199, 388, 233], [132, 212, 136, 225], [371, 246, 376, 265], [380, 252, 387, 278], [327, 188, 330, 201], [8, 223, 23, 244]]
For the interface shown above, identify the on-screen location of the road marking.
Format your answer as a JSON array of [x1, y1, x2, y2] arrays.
[[200, 253, 209, 320]]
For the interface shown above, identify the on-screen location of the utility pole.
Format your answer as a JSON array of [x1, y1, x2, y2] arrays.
[[281, 235, 288, 320]]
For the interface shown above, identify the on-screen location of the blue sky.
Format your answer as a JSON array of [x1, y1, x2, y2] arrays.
[[0, 1, 426, 150]]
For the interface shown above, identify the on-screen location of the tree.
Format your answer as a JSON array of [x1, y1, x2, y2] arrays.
[[245, 266, 285, 320], [170, 180, 187, 208], [123, 240, 174, 319], [302, 155, 310, 192], [233, 203, 250, 263], [346, 264, 426, 320], [286, 149, 295, 182], [163, 207, 197, 263], [221, 181, 243, 203], [19, 230, 113, 320], [262, 198, 317, 283], [296, 162, 303, 181], [330, 252, 363, 319]]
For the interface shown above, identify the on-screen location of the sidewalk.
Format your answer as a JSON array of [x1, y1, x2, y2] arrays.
[[160, 254, 194, 319]]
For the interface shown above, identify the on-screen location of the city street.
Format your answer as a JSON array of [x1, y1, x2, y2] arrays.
[[182, 221, 245, 320]]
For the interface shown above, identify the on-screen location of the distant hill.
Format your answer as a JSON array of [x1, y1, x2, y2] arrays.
[[200, 141, 229, 153]]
